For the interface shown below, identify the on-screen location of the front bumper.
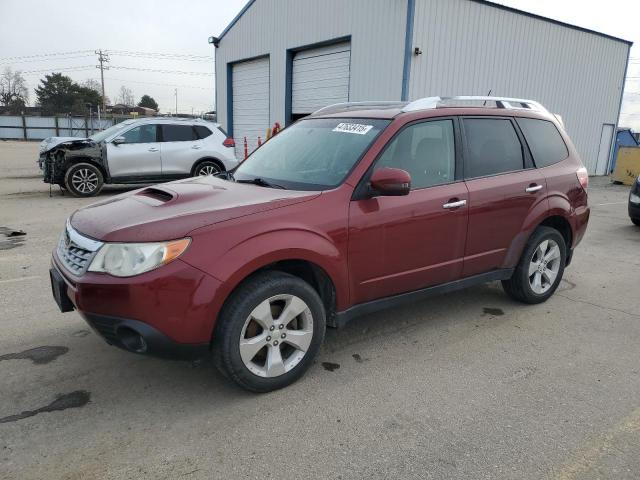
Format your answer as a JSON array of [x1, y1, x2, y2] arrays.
[[51, 253, 223, 359], [81, 313, 209, 360]]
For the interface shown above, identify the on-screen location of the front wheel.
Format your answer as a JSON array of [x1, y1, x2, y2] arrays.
[[502, 226, 566, 304], [213, 271, 326, 392], [632, 217, 640, 227], [64, 163, 104, 197]]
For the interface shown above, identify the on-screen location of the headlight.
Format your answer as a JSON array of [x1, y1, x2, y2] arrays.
[[88, 238, 191, 277], [630, 193, 640, 205]]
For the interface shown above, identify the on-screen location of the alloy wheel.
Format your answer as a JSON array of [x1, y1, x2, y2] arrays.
[[71, 169, 99, 194], [528, 239, 561, 294], [198, 164, 220, 176], [239, 294, 314, 378]]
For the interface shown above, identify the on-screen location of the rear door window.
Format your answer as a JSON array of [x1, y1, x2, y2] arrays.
[[161, 124, 197, 142], [516, 118, 569, 167], [463, 118, 524, 178]]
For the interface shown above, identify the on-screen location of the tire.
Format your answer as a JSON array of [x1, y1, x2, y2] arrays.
[[64, 163, 104, 197], [632, 218, 640, 227], [213, 271, 326, 393], [502, 226, 567, 304], [194, 160, 222, 176]]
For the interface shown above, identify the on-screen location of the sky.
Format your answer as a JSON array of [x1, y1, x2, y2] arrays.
[[0, 0, 638, 128]]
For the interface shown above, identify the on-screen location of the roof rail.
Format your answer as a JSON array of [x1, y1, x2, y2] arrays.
[[312, 101, 407, 116], [402, 96, 549, 114]]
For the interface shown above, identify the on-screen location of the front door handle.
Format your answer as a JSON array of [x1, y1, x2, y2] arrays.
[[148, 147, 159, 152], [443, 199, 467, 209], [191, 145, 202, 149], [525, 184, 543, 193]]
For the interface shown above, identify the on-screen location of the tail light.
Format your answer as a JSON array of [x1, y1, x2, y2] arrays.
[[576, 166, 589, 192], [223, 137, 235, 148]]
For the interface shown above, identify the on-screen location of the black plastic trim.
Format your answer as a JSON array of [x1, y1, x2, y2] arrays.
[[331, 269, 514, 328], [82, 313, 210, 360]]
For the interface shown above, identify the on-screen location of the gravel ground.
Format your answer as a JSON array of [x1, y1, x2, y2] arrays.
[[0, 140, 638, 480]]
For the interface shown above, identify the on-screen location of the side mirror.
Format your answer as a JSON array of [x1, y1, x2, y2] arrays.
[[369, 167, 411, 197], [113, 136, 126, 145]]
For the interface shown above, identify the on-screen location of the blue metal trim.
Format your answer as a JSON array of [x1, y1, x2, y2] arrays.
[[401, 0, 416, 101], [218, 0, 256, 42], [285, 50, 293, 126], [226, 63, 233, 137]]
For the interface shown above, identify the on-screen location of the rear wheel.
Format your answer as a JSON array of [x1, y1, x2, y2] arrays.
[[194, 160, 222, 176], [213, 271, 325, 392], [502, 226, 566, 304], [64, 163, 104, 197]]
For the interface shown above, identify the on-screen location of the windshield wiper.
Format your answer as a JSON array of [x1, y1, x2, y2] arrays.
[[236, 177, 285, 189]]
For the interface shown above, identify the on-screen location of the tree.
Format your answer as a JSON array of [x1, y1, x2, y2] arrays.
[[138, 94, 158, 111], [0, 67, 29, 107], [116, 86, 134, 106], [35, 73, 103, 114]]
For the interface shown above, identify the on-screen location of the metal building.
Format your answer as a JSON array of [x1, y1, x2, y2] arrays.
[[213, 0, 631, 174]]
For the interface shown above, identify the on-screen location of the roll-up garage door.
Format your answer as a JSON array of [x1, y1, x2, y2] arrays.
[[292, 42, 351, 118], [232, 57, 269, 158]]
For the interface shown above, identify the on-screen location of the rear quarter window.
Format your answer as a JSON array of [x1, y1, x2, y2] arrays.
[[194, 125, 213, 139], [516, 118, 569, 168]]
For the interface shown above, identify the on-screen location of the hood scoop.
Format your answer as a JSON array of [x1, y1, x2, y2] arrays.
[[136, 187, 175, 203]]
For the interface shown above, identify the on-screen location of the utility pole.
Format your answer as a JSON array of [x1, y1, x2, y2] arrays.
[[174, 88, 178, 115], [95, 49, 110, 112]]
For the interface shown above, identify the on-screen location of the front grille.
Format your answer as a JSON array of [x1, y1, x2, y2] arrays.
[[56, 221, 103, 276]]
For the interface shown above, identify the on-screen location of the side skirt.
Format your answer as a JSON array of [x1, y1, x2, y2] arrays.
[[331, 269, 514, 329]]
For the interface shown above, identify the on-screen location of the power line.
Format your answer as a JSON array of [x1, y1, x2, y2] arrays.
[[0, 54, 95, 65], [109, 65, 214, 76], [106, 49, 210, 60], [0, 49, 94, 62], [19, 65, 96, 75]]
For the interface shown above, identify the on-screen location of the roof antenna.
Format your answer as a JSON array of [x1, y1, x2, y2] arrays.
[[483, 89, 492, 106]]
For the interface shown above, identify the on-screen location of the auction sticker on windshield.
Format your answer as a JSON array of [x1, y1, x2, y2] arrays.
[[333, 123, 374, 135]]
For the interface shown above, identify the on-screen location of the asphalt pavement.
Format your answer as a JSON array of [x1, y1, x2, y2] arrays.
[[1, 140, 638, 479]]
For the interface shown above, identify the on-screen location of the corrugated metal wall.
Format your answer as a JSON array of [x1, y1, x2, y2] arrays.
[[408, 0, 630, 173], [215, 0, 408, 136], [215, 0, 629, 173]]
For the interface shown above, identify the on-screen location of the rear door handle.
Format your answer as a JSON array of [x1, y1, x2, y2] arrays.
[[443, 199, 467, 209], [148, 147, 159, 152], [525, 184, 543, 193], [191, 145, 202, 149]]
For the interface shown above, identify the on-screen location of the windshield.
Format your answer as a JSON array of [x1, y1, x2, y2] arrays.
[[89, 122, 133, 142], [233, 118, 390, 190]]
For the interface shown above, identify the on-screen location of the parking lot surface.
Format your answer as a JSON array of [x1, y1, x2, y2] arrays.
[[1, 140, 639, 479]]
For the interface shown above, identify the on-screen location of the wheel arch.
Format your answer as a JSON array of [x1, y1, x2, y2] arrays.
[[65, 157, 108, 180]]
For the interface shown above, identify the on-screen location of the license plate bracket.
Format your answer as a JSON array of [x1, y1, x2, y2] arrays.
[[50, 268, 74, 313]]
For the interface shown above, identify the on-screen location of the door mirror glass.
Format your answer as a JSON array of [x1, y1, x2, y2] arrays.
[[113, 136, 126, 145], [369, 167, 411, 196]]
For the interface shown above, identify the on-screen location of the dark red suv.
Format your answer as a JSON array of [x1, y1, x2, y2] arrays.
[[50, 96, 590, 392]]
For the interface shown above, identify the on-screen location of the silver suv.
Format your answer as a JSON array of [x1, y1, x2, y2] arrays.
[[39, 118, 238, 197]]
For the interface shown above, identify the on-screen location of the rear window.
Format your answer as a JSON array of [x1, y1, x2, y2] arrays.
[[463, 118, 524, 178], [516, 118, 569, 168], [194, 125, 213, 139], [161, 124, 196, 142]]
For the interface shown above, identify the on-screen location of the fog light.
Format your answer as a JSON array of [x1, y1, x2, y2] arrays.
[[117, 327, 147, 353]]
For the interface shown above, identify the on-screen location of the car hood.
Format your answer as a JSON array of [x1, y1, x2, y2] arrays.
[[70, 176, 320, 242], [41, 136, 86, 153]]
